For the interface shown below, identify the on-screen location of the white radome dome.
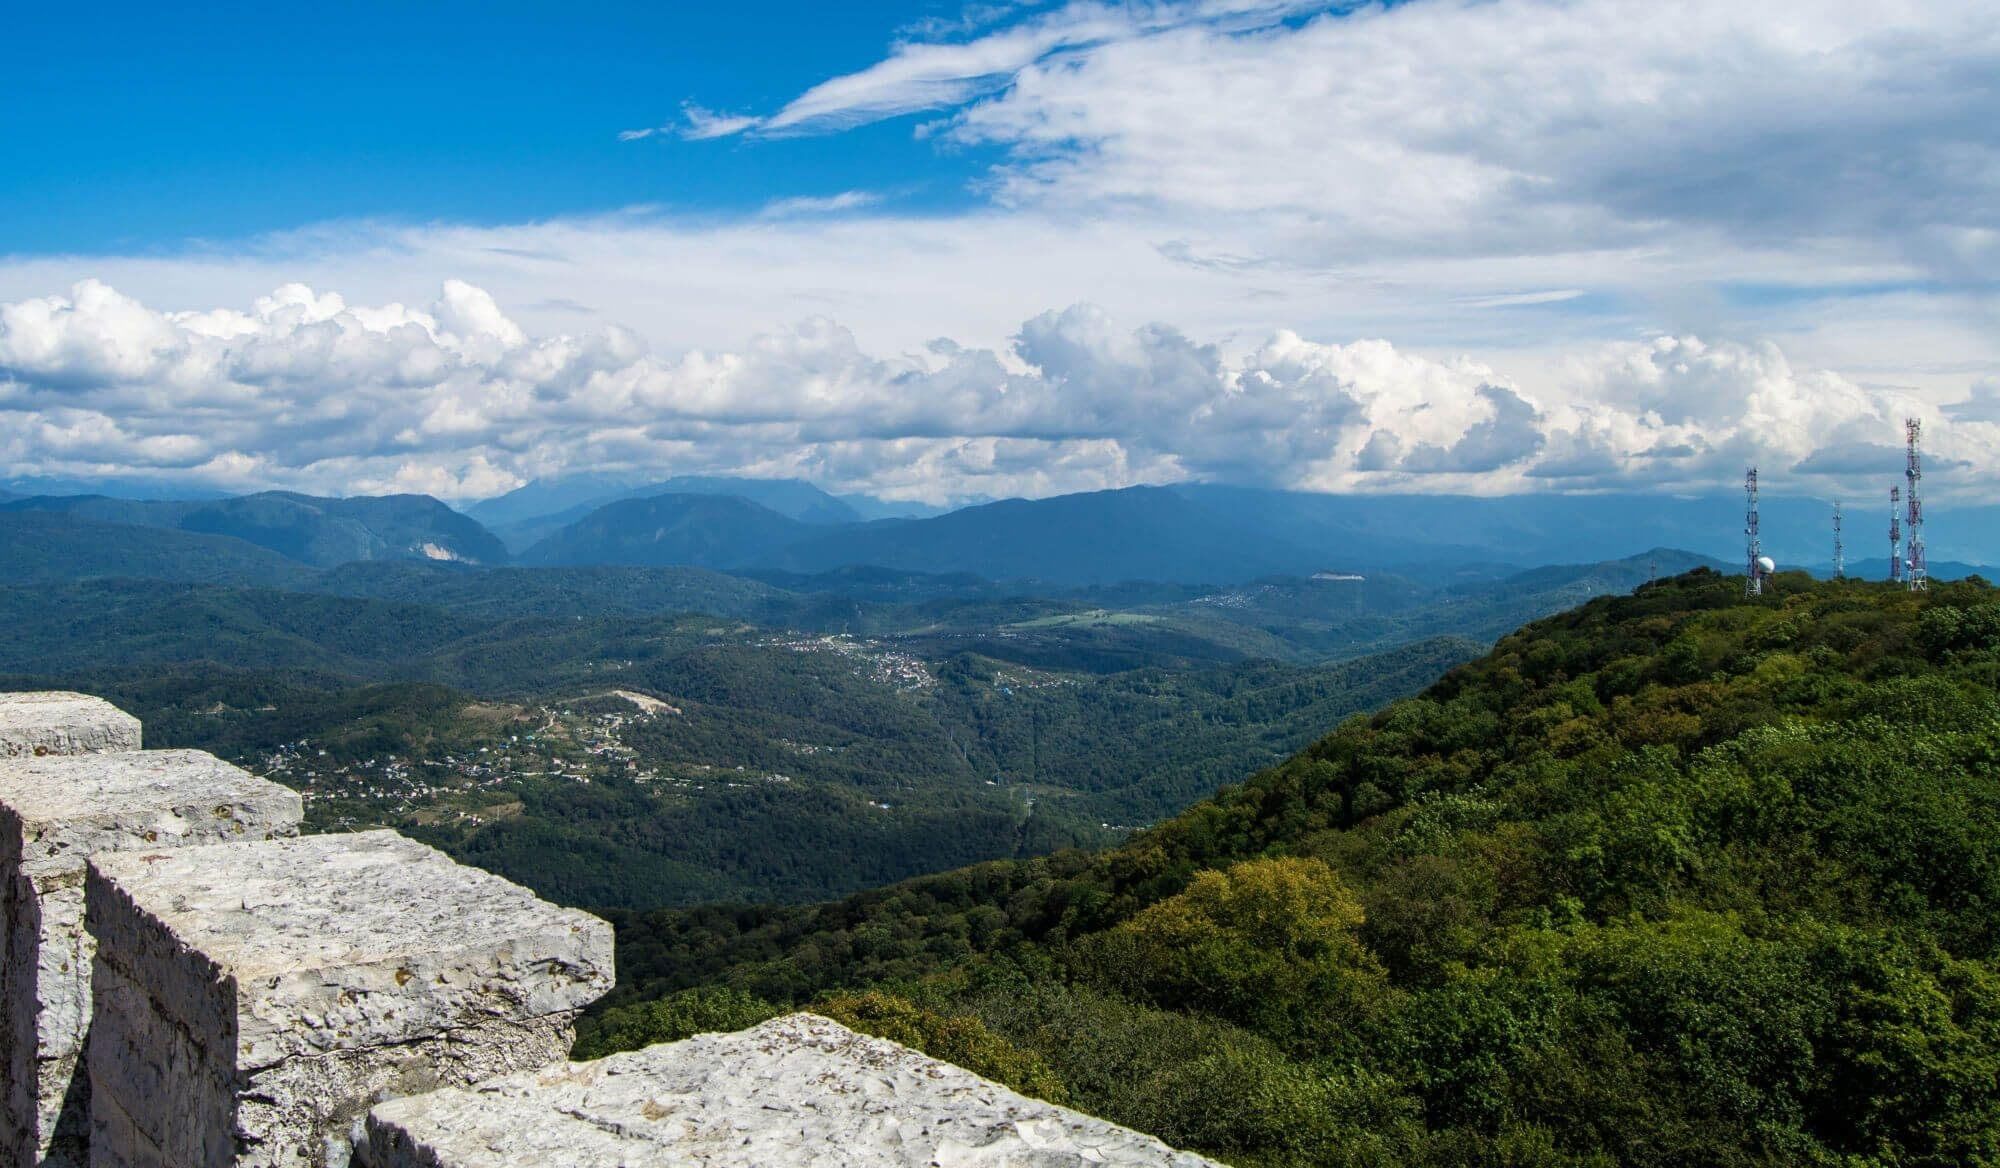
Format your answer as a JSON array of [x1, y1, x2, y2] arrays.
[[1757, 556, 1777, 574]]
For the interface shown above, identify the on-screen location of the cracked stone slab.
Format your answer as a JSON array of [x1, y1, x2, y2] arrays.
[[362, 1013, 1227, 1168], [0, 748, 300, 1168], [0, 693, 140, 759], [87, 829, 614, 1168]]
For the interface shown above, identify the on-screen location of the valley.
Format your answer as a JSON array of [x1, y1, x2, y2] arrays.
[[3, 475, 1993, 1167], [0, 479, 1735, 911]]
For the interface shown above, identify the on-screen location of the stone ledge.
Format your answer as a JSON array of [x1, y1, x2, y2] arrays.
[[87, 829, 615, 1166], [0, 748, 303, 884], [0, 693, 141, 759], [363, 1013, 1227, 1167], [87, 830, 614, 1069], [0, 745, 301, 1168]]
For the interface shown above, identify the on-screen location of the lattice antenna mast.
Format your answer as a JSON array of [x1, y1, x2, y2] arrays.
[[1905, 418, 1927, 592], [1745, 467, 1763, 597], [1889, 487, 1902, 583], [1833, 502, 1844, 581]]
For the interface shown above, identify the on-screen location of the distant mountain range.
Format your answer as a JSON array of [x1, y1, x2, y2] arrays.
[[518, 494, 817, 568], [468, 474, 947, 552], [3, 475, 1991, 587], [516, 484, 1999, 586], [0, 491, 503, 568], [0, 511, 322, 587], [1804, 557, 1996, 581]]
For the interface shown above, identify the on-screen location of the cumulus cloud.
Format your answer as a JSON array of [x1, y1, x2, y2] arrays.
[[1944, 379, 2000, 423], [2, 279, 1980, 503], [1398, 386, 1544, 474]]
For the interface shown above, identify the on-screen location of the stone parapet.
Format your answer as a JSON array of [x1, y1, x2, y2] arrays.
[[0, 747, 301, 1168], [0, 694, 141, 760], [0, 687, 1217, 1168], [86, 830, 614, 1167], [362, 1013, 1227, 1168]]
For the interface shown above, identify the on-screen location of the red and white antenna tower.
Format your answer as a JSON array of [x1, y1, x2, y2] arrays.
[[1889, 487, 1902, 583], [1745, 467, 1763, 597], [1833, 502, 1844, 580], [1905, 418, 1927, 591]]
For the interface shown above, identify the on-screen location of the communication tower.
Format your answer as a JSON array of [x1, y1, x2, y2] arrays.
[[1833, 502, 1844, 580], [1905, 418, 1927, 591], [1889, 487, 1902, 583], [1744, 467, 1763, 597]]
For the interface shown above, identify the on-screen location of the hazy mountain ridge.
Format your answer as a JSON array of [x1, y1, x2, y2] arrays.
[[523, 483, 1998, 585], [519, 494, 817, 568], [0, 490, 504, 566], [0, 511, 323, 587], [468, 474, 945, 552], [12, 478, 1993, 587]]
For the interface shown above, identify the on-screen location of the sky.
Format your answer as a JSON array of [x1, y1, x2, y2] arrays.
[[2, 0, 1997, 505]]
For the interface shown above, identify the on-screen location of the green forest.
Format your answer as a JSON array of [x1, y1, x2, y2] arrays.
[[583, 570, 2000, 1168], [0, 577, 1477, 907], [0, 550, 1681, 908]]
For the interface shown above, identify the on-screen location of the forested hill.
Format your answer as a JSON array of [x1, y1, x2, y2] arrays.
[[587, 569, 2000, 1168]]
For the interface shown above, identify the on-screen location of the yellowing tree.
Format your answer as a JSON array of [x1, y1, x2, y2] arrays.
[[1091, 856, 1389, 1050]]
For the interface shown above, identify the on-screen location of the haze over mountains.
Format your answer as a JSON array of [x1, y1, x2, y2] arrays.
[[4, 474, 1994, 586], [470, 475, 945, 554], [1, 490, 505, 567]]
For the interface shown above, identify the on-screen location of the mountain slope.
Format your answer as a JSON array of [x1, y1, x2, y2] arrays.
[[593, 570, 2000, 1168], [474, 475, 862, 550], [0, 512, 321, 587], [519, 494, 813, 568], [1174, 484, 2000, 570], [774, 487, 1324, 584], [0, 491, 505, 566]]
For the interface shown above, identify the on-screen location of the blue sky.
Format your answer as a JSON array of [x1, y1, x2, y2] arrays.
[[2, 0, 1997, 505], [4, 2, 1000, 250]]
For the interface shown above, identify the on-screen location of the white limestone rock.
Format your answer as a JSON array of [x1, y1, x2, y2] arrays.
[[0, 748, 300, 1168], [86, 830, 614, 1168], [0, 693, 140, 759], [362, 1013, 1227, 1168]]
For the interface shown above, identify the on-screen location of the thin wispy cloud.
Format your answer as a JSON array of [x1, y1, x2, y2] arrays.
[[679, 103, 762, 141], [1458, 290, 1587, 309], [667, 0, 1323, 139], [758, 191, 882, 219]]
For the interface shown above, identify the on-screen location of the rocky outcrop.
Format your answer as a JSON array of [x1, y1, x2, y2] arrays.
[[86, 830, 612, 1167], [0, 694, 141, 759], [0, 691, 1221, 1167], [361, 1014, 1225, 1168]]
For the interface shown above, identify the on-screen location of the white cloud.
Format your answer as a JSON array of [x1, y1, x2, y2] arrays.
[[698, 0, 1998, 285], [758, 191, 882, 219], [693, 1, 1318, 138], [5, 2, 1998, 503], [679, 103, 762, 141], [1, 279, 1981, 504]]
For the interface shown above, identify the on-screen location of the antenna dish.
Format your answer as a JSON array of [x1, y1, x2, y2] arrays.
[[1757, 556, 1777, 574]]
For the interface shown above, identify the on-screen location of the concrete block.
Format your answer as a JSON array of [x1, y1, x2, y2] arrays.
[[86, 830, 614, 1168], [362, 1013, 1226, 1168], [0, 749, 301, 1168], [0, 694, 141, 760]]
